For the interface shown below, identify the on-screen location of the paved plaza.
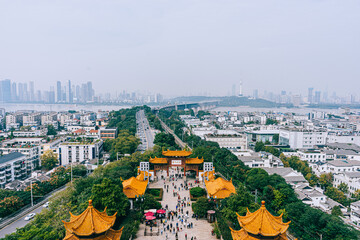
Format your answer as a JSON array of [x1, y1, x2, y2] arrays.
[[137, 169, 217, 240]]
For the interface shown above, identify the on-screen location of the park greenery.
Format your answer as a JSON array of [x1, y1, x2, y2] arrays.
[[190, 187, 206, 198], [40, 150, 58, 171], [157, 109, 360, 240], [153, 132, 177, 150], [46, 125, 57, 136], [103, 130, 141, 160]]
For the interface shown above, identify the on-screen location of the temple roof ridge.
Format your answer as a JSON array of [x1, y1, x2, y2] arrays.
[[62, 200, 117, 237], [237, 201, 290, 237]]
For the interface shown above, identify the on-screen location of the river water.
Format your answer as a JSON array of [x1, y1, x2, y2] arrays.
[[0, 103, 130, 112]]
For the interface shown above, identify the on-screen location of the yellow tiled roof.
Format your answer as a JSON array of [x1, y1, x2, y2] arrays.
[[162, 150, 192, 157], [62, 200, 117, 237], [149, 157, 168, 164], [122, 176, 148, 199], [205, 177, 235, 199], [64, 227, 123, 240], [237, 201, 290, 237], [229, 228, 288, 240], [203, 170, 216, 181], [185, 157, 204, 164], [136, 171, 150, 181]]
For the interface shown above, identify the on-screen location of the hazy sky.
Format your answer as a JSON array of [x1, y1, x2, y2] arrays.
[[0, 0, 359, 97]]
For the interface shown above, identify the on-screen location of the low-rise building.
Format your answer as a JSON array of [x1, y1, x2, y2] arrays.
[[262, 167, 307, 185], [239, 152, 283, 168], [312, 160, 360, 176], [279, 128, 327, 149], [59, 140, 103, 165], [99, 127, 118, 139], [350, 200, 360, 226], [333, 172, 360, 194], [298, 150, 326, 163], [294, 183, 346, 214], [205, 131, 247, 151]]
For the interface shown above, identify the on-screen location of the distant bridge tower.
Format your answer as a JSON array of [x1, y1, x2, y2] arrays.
[[239, 81, 243, 96]]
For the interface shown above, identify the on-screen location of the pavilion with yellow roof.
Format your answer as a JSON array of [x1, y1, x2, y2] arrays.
[[204, 170, 236, 199], [62, 200, 123, 240], [149, 150, 204, 176], [230, 201, 291, 240], [122, 171, 149, 199]]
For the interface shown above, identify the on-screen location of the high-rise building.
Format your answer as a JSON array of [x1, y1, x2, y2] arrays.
[[232, 84, 236, 96], [239, 81, 243, 96], [56, 81, 62, 102], [11, 82, 17, 101], [308, 88, 314, 104], [66, 80, 73, 103], [29, 81, 34, 102], [314, 91, 321, 104], [0, 79, 12, 102], [253, 89, 258, 99], [87, 81, 93, 101]]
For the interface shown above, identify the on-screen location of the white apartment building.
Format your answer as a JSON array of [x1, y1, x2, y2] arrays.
[[0, 152, 28, 188], [239, 152, 283, 168], [350, 201, 360, 226], [13, 129, 47, 137], [312, 160, 360, 176], [23, 113, 42, 126], [295, 183, 346, 214], [298, 150, 326, 163], [205, 133, 247, 150], [279, 128, 327, 149], [59, 140, 103, 166], [67, 126, 96, 133], [5, 113, 23, 130], [327, 135, 360, 146], [333, 172, 360, 194]]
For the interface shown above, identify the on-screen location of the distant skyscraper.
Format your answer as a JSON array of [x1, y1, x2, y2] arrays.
[[87, 81, 93, 101], [56, 81, 62, 102], [66, 80, 73, 103], [232, 84, 236, 96], [49, 87, 55, 103], [253, 89, 258, 99], [18, 83, 24, 101], [29, 81, 34, 101], [239, 81, 243, 96], [314, 91, 321, 104], [11, 82, 17, 101], [308, 88, 314, 104], [0, 79, 12, 102]]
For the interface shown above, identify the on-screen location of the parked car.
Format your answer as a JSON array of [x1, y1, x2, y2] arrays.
[[24, 213, 36, 221]]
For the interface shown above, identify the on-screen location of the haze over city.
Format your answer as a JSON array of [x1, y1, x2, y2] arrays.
[[1, 0, 360, 97]]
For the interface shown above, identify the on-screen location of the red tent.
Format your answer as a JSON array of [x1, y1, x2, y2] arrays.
[[145, 216, 156, 220], [144, 212, 154, 216], [157, 209, 166, 214]]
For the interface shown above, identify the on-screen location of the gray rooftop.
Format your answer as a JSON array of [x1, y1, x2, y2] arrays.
[[0, 152, 25, 165], [262, 167, 294, 176], [327, 160, 360, 167], [326, 143, 360, 153]]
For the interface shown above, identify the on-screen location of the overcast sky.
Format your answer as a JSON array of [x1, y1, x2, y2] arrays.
[[0, 0, 359, 97]]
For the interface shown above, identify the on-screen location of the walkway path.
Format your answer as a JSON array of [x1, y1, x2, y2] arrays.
[[137, 169, 216, 240]]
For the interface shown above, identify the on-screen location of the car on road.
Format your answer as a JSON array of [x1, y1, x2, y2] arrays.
[[43, 201, 50, 208], [24, 213, 36, 221]]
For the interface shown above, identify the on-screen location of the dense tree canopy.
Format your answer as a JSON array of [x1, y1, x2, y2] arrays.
[[40, 150, 58, 170]]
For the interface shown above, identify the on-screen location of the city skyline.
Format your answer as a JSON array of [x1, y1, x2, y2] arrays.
[[0, 1, 359, 97]]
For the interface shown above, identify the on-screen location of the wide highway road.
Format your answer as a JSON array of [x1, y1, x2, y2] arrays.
[[0, 186, 66, 239], [136, 110, 155, 151]]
